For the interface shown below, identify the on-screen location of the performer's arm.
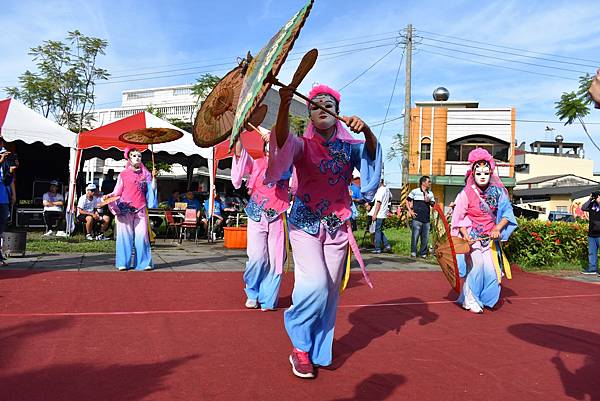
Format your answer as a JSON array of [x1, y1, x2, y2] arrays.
[[275, 86, 295, 149], [106, 175, 124, 199], [342, 116, 376, 160], [490, 217, 508, 240]]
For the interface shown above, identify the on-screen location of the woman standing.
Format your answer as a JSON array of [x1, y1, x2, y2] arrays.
[[451, 148, 517, 313], [267, 84, 382, 378], [231, 128, 291, 311], [106, 147, 157, 271]]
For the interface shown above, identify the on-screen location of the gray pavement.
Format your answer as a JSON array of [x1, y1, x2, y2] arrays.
[[1, 238, 439, 272], [3, 239, 600, 285]]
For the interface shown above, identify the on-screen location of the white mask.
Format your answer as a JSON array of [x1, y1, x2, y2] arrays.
[[474, 163, 491, 187], [309, 94, 337, 130], [129, 151, 142, 168]]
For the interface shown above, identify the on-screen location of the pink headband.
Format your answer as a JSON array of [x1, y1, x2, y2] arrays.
[[124, 146, 141, 159], [467, 148, 495, 171], [307, 84, 341, 106]]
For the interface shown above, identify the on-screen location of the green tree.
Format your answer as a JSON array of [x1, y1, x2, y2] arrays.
[[387, 132, 407, 161], [555, 73, 599, 151], [5, 30, 109, 132], [289, 114, 308, 135], [191, 73, 221, 102]]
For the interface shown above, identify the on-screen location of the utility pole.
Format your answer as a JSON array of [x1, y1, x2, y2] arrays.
[[402, 24, 412, 189], [400, 24, 413, 224]]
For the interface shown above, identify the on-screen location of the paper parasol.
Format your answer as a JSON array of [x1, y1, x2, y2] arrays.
[[119, 128, 183, 168], [431, 203, 462, 293], [193, 60, 268, 147], [229, 0, 316, 146]]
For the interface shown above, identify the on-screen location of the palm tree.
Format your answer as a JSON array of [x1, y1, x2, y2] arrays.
[[555, 74, 598, 151]]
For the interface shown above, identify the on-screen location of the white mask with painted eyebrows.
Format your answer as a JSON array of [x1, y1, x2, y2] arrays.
[[474, 163, 491, 187], [309, 94, 337, 130], [129, 151, 142, 168]]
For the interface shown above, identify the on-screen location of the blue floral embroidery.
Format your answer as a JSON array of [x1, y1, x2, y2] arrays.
[[319, 139, 352, 186], [244, 198, 280, 223], [115, 200, 139, 216], [289, 197, 346, 235]]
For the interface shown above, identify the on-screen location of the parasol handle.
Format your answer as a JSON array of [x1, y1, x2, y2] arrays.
[[269, 78, 345, 123], [150, 144, 155, 171]]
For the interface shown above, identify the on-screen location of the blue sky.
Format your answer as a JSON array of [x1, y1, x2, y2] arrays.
[[2, 0, 600, 186]]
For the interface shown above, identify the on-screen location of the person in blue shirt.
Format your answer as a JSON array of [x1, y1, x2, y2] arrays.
[[349, 176, 363, 231], [201, 191, 225, 237], [0, 143, 15, 266], [183, 191, 201, 218], [167, 190, 181, 209]]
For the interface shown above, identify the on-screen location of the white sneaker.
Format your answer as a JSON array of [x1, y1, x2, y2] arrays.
[[117, 266, 127, 271], [86, 234, 94, 241], [55, 231, 68, 237], [96, 234, 110, 241], [143, 266, 153, 271], [43, 230, 53, 236], [245, 298, 258, 309]]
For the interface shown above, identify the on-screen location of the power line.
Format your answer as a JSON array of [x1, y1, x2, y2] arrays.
[[97, 43, 398, 86], [377, 49, 405, 140], [338, 45, 399, 91], [419, 43, 588, 75], [420, 49, 577, 81], [416, 28, 600, 65], [419, 36, 599, 69]]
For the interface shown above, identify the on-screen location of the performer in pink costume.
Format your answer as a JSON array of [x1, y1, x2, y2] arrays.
[[267, 84, 382, 379], [451, 148, 517, 313], [106, 147, 157, 271], [231, 127, 291, 311]]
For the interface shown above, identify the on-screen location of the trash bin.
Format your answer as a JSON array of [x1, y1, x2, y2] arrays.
[[3, 230, 27, 257]]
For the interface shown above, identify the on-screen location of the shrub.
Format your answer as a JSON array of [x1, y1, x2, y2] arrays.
[[504, 218, 588, 268]]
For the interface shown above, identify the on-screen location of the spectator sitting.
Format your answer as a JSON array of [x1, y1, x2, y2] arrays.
[[42, 180, 65, 236], [183, 191, 201, 218], [202, 191, 225, 236], [167, 190, 181, 209], [77, 183, 110, 241]]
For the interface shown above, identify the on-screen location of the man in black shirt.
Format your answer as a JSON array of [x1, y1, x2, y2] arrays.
[[581, 191, 600, 275]]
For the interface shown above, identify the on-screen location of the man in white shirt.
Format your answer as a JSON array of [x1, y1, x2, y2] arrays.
[[406, 175, 435, 258], [371, 179, 392, 254], [42, 180, 64, 236], [77, 183, 110, 241]]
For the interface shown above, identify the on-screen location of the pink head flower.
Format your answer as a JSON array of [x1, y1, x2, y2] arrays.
[[307, 84, 341, 106], [467, 148, 495, 171]]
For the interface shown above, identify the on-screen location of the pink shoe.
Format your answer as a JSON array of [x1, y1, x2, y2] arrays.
[[289, 348, 314, 379]]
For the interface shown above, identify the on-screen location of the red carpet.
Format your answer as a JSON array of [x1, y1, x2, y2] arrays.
[[0, 269, 598, 401]]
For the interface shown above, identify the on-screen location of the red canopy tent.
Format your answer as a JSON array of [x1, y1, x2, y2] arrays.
[[66, 112, 212, 233]]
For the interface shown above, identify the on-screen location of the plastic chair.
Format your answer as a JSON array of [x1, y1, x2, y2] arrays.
[[179, 209, 198, 244], [164, 210, 182, 241]]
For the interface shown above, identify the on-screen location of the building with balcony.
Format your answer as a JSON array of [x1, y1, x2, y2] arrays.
[[407, 88, 516, 207]]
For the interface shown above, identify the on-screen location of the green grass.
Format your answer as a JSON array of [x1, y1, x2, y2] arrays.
[[26, 232, 116, 253]]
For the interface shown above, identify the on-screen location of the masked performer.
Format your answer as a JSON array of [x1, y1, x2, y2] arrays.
[[106, 147, 157, 271], [267, 84, 382, 379], [451, 148, 517, 313], [231, 127, 291, 311]]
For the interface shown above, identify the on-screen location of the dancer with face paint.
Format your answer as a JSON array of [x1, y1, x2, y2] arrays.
[[267, 84, 382, 378], [450, 148, 517, 313], [105, 148, 158, 271], [231, 127, 291, 311]]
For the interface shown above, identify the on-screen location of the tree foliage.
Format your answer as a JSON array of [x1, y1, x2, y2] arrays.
[[191, 73, 221, 102], [555, 73, 598, 151], [6, 30, 109, 132]]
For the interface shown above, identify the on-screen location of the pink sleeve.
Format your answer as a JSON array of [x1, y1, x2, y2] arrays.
[[231, 149, 253, 189], [450, 190, 472, 236], [265, 129, 303, 184], [109, 175, 124, 198], [290, 167, 298, 196]]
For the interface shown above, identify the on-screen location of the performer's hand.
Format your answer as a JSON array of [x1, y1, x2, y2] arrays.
[[0, 151, 10, 163], [260, 131, 270, 143], [152, 168, 158, 178], [490, 227, 501, 239], [341, 115, 367, 134], [278, 86, 295, 107]]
